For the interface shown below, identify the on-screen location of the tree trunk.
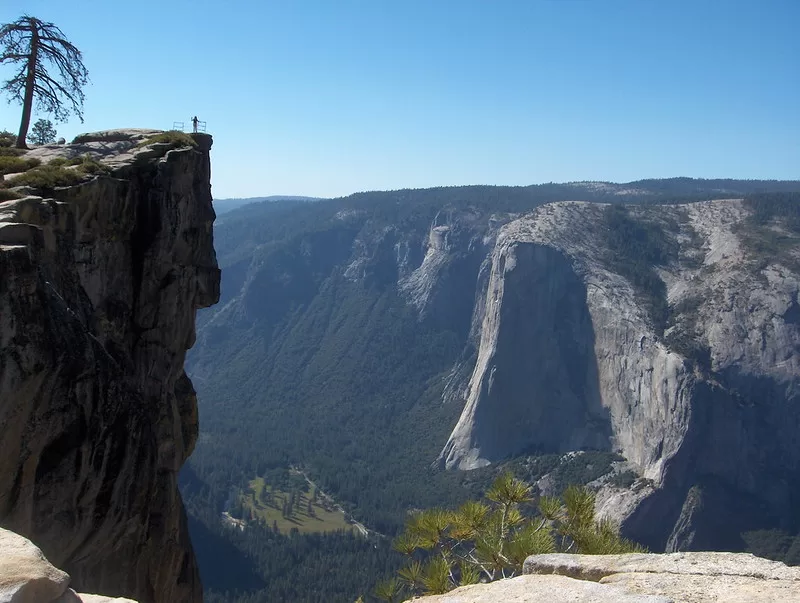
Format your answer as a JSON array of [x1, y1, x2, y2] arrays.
[[16, 20, 40, 149]]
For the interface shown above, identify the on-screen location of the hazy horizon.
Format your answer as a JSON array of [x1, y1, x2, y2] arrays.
[[213, 176, 800, 203]]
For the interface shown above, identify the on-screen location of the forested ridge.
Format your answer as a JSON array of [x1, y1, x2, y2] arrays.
[[181, 180, 800, 602]]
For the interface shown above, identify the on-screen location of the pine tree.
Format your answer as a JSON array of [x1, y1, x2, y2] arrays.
[[26, 117, 55, 144], [0, 15, 89, 148], [389, 473, 646, 599]]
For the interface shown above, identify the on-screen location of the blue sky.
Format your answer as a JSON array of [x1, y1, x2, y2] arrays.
[[0, 1, 797, 198]]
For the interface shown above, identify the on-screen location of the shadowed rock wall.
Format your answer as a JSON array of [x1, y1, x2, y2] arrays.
[[0, 130, 219, 603]]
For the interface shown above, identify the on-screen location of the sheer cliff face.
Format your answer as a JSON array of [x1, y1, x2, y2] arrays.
[[440, 200, 800, 550], [0, 131, 219, 603]]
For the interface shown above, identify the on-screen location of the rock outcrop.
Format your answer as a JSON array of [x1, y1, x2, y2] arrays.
[[0, 527, 137, 603], [410, 552, 800, 602], [0, 130, 219, 602], [439, 200, 800, 550]]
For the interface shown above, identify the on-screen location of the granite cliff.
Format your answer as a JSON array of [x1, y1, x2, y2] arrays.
[[439, 199, 800, 550], [0, 130, 219, 602]]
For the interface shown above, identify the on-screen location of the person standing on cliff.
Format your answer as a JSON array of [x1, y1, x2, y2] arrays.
[[191, 116, 199, 133]]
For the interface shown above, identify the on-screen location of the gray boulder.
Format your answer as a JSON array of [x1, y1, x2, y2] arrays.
[[0, 528, 69, 603]]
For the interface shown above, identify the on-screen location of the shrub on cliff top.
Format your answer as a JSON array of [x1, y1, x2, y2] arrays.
[[65, 153, 110, 174], [7, 163, 85, 189], [71, 131, 134, 144], [0, 155, 41, 176], [0, 130, 17, 147], [0, 146, 27, 157], [6, 157, 109, 191], [136, 130, 197, 150]]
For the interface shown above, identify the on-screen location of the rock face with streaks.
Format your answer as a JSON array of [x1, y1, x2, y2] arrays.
[[0, 130, 219, 602], [439, 200, 800, 550]]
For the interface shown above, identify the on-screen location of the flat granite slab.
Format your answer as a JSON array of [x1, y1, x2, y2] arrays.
[[408, 552, 800, 602], [407, 574, 672, 603]]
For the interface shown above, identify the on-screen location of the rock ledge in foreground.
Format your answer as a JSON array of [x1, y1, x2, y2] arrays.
[[409, 552, 800, 602], [0, 528, 137, 603]]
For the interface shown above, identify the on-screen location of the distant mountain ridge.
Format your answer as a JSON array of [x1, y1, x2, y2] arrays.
[[211, 178, 800, 215], [213, 195, 322, 215]]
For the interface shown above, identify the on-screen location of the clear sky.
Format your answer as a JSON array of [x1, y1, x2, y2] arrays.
[[0, 1, 797, 198]]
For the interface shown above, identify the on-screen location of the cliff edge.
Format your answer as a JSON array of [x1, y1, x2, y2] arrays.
[[0, 129, 220, 602]]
